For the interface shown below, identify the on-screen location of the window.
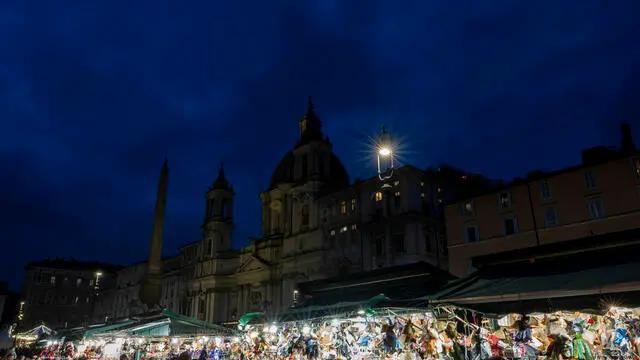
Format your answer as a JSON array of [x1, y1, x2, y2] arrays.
[[394, 191, 401, 207], [465, 226, 479, 243], [394, 180, 400, 186], [421, 192, 425, 198], [393, 233, 405, 253], [76, 278, 82, 287], [584, 170, 596, 190], [374, 192, 383, 202], [74, 296, 79, 304], [461, 200, 475, 216], [301, 205, 309, 227], [633, 157, 640, 179], [421, 181, 425, 187], [503, 216, 518, 235], [50, 276, 56, 285], [89, 279, 94, 286], [375, 235, 385, 257], [318, 156, 324, 175], [587, 198, 604, 219], [329, 230, 336, 248], [206, 238, 213, 254], [339, 201, 347, 215], [540, 181, 552, 200], [350, 224, 357, 231], [544, 207, 557, 227], [350, 198, 356, 211], [498, 192, 511, 209], [340, 226, 348, 233], [301, 154, 308, 178]]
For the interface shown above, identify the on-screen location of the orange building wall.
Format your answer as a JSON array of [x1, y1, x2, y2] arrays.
[[446, 155, 640, 277]]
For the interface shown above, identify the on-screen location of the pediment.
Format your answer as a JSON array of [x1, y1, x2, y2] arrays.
[[236, 255, 271, 274]]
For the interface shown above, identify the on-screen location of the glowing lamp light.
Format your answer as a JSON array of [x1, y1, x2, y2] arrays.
[[376, 126, 395, 181], [302, 325, 311, 335]]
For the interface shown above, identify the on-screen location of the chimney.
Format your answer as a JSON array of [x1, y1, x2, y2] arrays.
[[621, 123, 635, 154]]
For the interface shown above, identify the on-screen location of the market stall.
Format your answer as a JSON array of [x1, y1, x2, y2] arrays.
[[12, 324, 55, 346], [428, 256, 640, 360]]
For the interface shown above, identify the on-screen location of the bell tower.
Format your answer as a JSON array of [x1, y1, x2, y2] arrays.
[[202, 163, 235, 256]]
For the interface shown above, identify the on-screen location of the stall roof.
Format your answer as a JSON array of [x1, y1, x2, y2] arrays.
[[432, 256, 640, 314], [88, 310, 239, 338], [296, 262, 452, 308]]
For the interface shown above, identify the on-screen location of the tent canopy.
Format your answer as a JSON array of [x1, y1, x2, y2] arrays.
[[87, 310, 239, 338], [432, 255, 640, 315]]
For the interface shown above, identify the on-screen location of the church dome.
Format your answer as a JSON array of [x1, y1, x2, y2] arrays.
[[268, 97, 350, 192], [268, 151, 350, 192]]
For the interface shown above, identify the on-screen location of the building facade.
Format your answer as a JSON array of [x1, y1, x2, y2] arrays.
[[99, 99, 451, 324], [20, 259, 120, 330], [445, 124, 640, 277]]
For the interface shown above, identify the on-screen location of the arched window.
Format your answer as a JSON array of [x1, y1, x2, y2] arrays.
[[221, 200, 227, 218], [301, 154, 308, 178], [301, 205, 309, 227]]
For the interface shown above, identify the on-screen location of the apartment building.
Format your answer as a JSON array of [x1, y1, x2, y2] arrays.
[[445, 124, 640, 277]]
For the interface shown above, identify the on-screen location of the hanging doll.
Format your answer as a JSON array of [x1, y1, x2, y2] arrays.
[[444, 323, 465, 360], [380, 321, 400, 355], [427, 327, 443, 358], [570, 320, 594, 360], [513, 315, 538, 360], [546, 334, 573, 360]]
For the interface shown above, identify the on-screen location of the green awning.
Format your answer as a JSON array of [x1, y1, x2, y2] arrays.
[[87, 310, 240, 338], [84, 320, 137, 338], [432, 258, 640, 314]]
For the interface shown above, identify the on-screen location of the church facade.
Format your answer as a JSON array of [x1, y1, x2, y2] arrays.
[[106, 99, 449, 324]]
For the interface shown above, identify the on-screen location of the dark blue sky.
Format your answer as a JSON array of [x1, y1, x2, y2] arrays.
[[2, 1, 640, 291]]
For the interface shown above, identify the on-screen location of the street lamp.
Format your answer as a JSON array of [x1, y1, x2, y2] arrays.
[[375, 126, 396, 268], [377, 126, 394, 183]]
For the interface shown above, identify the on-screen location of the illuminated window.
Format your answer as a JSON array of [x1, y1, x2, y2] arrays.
[[74, 296, 79, 304], [421, 193, 425, 198], [340, 226, 348, 233], [394, 180, 400, 186], [76, 278, 82, 287], [421, 182, 425, 187], [633, 158, 640, 179], [50, 276, 56, 285], [375, 192, 383, 201], [394, 192, 401, 207], [339, 201, 347, 215], [351, 224, 357, 231], [350, 198, 356, 211], [461, 200, 474, 216], [498, 192, 511, 209]]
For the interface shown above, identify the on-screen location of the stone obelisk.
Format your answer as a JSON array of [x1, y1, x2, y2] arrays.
[[140, 158, 168, 309]]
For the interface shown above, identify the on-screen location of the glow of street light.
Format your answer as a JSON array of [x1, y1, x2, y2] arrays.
[[96, 272, 103, 277], [378, 147, 391, 157]]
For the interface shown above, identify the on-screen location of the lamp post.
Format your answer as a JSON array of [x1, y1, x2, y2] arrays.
[[376, 126, 395, 267]]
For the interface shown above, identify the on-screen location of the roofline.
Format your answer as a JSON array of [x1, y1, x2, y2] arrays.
[[447, 149, 640, 207]]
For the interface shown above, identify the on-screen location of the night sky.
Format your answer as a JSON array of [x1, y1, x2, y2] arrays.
[[2, 1, 640, 291]]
